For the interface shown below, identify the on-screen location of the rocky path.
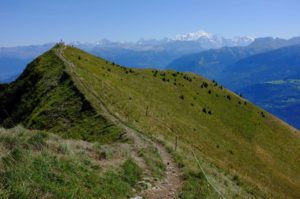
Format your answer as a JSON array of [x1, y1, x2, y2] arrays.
[[55, 45, 182, 199]]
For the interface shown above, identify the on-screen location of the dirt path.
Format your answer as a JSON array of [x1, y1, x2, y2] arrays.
[[55, 45, 182, 199]]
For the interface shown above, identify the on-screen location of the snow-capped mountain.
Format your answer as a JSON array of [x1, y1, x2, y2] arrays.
[[175, 30, 213, 41], [69, 30, 255, 52], [174, 30, 255, 47], [0, 30, 258, 82]]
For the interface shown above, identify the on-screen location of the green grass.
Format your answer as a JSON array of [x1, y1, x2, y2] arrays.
[[0, 47, 123, 144], [138, 146, 166, 179], [0, 127, 142, 199], [62, 46, 300, 198]]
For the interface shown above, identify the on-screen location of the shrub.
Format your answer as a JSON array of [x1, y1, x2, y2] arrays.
[[180, 95, 184, 100], [227, 95, 231, 100], [202, 108, 207, 113], [208, 110, 212, 115], [201, 82, 208, 88], [208, 90, 211, 94]]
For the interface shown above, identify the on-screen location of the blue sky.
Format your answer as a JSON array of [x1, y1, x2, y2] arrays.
[[0, 0, 300, 47]]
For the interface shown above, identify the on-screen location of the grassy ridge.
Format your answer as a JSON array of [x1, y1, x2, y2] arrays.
[[0, 47, 122, 144], [63, 46, 300, 198]]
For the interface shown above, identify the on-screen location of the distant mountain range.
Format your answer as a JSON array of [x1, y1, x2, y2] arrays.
[[166, 37, 300, 79], [0, 30, 253, 83]]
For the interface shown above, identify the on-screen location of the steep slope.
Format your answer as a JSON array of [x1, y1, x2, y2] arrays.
[[59, 45, 300, 198], [0, 46, 122, 144]]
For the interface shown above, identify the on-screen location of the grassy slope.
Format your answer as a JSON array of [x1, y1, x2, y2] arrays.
[[0, 45, 169, 199], [0, 127, 142, 199], [64, 46, 300, 198], [0, 46, 122, 144]]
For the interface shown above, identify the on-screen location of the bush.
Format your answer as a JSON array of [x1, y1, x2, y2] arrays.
[[180, 95, 184, 100], [201, 82, 208, 88], [202, 108, 207, 113]]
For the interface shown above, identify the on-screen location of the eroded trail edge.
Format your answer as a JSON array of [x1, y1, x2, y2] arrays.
[[55, 45, 182, 199]]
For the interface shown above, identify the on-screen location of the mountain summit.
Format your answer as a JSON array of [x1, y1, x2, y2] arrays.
[[175, 30, 255, 45], [175, 30, 213, 41]]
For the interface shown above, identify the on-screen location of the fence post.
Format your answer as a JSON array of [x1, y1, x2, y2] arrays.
[[175, 136, 178, 151]]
